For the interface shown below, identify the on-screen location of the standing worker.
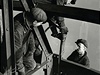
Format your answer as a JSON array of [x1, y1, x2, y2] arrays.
[[14, 7, 47, 75], [67, 39, 90, 67]]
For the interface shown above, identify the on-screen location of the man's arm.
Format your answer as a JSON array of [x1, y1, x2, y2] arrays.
[[56, 17, 68, 34], [83, 56, 90, 67], [14, 21, 24, 60]]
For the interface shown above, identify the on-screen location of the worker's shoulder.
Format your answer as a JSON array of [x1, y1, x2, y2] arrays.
[[14, 13, 23, 21], [14, 13, 25, 34]]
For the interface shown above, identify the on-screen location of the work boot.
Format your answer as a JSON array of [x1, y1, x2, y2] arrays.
[[23, 53, 36, 73], [24, 59, 36, 73], [18, 67, 25, 75]]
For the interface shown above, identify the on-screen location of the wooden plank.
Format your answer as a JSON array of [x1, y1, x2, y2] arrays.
[[26, 61, 48, 75], [26, 54, 53, 75]]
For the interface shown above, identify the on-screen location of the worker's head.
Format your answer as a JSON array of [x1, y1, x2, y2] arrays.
[[75, 39, 88, 53], [25, 8, 47, 27]]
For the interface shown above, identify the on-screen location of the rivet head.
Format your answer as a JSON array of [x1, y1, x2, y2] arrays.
[[6, 28, 9, 31]]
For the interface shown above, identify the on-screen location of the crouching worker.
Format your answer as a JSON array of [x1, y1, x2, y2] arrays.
[[14, 8, 47, 75], [67, 39, 90, 67], [46, 0, 77, 41]]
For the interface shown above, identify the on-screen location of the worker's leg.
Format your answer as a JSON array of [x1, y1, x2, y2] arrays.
[[16, 56, 25, 75]]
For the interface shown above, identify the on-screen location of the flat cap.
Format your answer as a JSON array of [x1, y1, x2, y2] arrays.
[[31, 8, 47, 22], [75, 39, 88, 48]]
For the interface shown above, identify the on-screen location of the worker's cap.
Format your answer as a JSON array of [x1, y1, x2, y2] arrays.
[[71, 0, 77, 4], [75, 39, 88, 48], [31, 8, 47, 22]]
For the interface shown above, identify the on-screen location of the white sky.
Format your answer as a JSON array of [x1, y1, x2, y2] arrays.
[[68, 0, 100, 10]]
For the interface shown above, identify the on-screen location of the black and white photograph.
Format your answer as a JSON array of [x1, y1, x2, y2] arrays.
[[0, 0, 100, 75]]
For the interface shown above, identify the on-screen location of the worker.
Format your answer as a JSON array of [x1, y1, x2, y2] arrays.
[[14, 7, 47, 75], [31, 0, 77, 40], [67, 39, 90, 67]]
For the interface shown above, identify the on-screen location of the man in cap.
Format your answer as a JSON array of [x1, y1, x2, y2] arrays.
[[67, 39, 90, 67], [14, 7, 47, 75]]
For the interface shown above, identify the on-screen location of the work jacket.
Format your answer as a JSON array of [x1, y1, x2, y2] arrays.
[[14, 12, 36, 60], [67, 50, 90, 67], [14, 12, 37, 71]]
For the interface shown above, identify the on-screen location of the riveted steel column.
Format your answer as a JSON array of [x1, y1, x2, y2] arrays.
[[1, 0, 16, 75], [8, 0, 16, 75]]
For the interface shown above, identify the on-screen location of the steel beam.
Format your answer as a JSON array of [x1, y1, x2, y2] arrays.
[[1, 0, 16, 75], [1, 0, 12, 74], [8, 0, 16, 75], [53, 54, 100, 75], [0, 1, 99, 24], [37, 3, 100, 24]]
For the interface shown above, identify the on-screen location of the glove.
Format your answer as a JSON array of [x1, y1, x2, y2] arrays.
[[34, 48, 42, 56], [60, 26, 68, 34]]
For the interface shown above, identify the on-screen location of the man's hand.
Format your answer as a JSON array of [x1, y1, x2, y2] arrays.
[[60, 26, 68, 34]]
